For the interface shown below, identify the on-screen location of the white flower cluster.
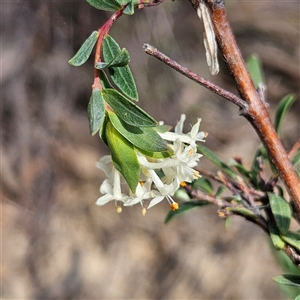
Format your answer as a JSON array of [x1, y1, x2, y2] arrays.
[[96, 114, 206, 214]]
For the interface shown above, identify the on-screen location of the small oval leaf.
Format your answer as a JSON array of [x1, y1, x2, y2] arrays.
[[69, 31, 99, 66], [246, 54, 265, 89], [95, 49, 130, 69], [269, 222, 286, 250], [280, 230, 300, 251], [269, 192, 292, 234], [103, 35, 138, 100], [108, 111, 168, 152], [88, 89, 105, 135], [105, 121, 140, 192], [192, 177, 213, 194], [86, 0, 121, 11], [102, 88, 156, 127]]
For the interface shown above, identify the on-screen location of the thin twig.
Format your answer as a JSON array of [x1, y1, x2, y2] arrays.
[[187, 0, 300, 221], [143, 44, 247, 110]]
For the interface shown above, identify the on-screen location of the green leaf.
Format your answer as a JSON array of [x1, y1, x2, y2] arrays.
[[102, 88, 156, 127], [192, 177, 213, 194], [295, 295, 300, 300], [197, 144, 238, 180], [226, 207, 258, 221], [273, 274, 300, 288], [246, 53, 265, 89], [68, 31, 99, 66], [281, 231, 300, 251], [137, 148, 174, 159], [105, 121, 140, 192], [229, 158, 251, 179], [269, 192, 292, 234], [99, 115, 109, 144], [99, 70, 113, 89], [250, 145, 277, 184], [87, 89, 105, 135], [269, 221, 286, 250], [215, 186, 226, 198], [86, 0, 121, 11], [274, 94, 296, 135], [123, 0, 137, 15], [95, 48, 130, 69], [154, 124, 172, 133], [164, 200, 210, 224], [292, 150, 300, 168], [103, 35, 138, 100], [108, 111, 168, 152]]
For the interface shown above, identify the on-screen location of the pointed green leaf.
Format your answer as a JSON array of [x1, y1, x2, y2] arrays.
[[250, 147, 265, 187], [229, 158, 251, 179], [95, 48, 130, 69], [88, 89, 105, 135], [281, 231, 300, 251], [108, 111, 168, 152], [215, 186, 226, 198], [192, 177, 213, 194], [292, 150, 300, 168], [68, 31, 99, 66], [86, 0, 121, 11], [105, 121, 140, 192], [103, 35, 138, 100], [269, 221, 286, 250], [99, 70, 113, 89], [274, 94, 296, 135], [197, 144, 238, 180], [246, 53, 265, 89], [123, 0, 137, 15], [273, 274, 300, 287], [269, 192, 292, 234], [164, 200, 210, 224], [251, 145, 277, 185], [102, 88, 156, 127]]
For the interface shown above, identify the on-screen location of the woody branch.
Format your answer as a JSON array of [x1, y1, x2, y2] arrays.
[[187, 0, 300, 220]]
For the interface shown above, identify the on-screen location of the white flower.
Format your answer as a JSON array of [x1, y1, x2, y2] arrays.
[[158, 114, 206, 145], [96, 157, 129, 206], [96, 115, 206, 213]]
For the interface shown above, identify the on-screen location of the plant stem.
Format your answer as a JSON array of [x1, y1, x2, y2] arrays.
[[143, 44, 247, 109], [93, 9, 124, 89]]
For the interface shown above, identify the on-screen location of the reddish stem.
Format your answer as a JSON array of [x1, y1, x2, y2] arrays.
[[93, 9, 124, 90]]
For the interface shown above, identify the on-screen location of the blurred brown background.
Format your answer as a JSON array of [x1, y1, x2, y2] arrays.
[[2, 0, 300, 299]]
